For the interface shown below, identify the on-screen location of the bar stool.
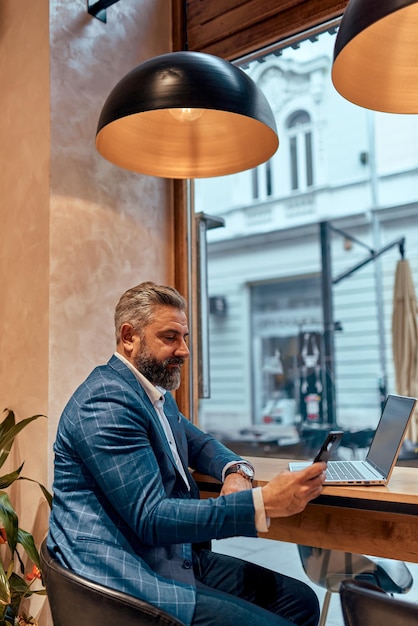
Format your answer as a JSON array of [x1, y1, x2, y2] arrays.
[[298, 545, 413, 626]]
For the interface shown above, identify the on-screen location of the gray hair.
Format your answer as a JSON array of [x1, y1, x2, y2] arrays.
[[114, 281, 187, 343]]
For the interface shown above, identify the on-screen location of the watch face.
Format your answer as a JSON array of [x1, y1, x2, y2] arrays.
[[225, 463, 254, 480], [238, 464, 254, 479]]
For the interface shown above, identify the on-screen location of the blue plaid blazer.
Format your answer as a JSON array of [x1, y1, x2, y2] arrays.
[[47, 355, 257, 625]]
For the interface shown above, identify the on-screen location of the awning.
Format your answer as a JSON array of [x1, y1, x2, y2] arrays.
[[392, 259, 418, 442]]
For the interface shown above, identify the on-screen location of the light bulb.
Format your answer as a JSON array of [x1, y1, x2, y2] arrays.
[[168, 108, 204, 122]]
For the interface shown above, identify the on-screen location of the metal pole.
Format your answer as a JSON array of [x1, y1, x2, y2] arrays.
[[320, 221, 337, 425], [367, 110, 387, 409]]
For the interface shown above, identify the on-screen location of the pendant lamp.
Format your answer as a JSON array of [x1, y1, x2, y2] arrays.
[[332, 0, 418, 113], [95, 51, 279, 179]]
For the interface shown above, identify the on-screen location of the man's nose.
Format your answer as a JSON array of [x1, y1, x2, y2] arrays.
[[176, 340, 190, 358]]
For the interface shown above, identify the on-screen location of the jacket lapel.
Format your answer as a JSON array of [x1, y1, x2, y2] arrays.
[[164, 395, 200, 498], [107, 355, 189, 483]]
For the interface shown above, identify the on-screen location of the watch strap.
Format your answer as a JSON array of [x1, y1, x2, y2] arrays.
[[224, 461, 254, 481]]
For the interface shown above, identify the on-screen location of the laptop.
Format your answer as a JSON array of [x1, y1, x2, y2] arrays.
[[288, 394, 417, 485]]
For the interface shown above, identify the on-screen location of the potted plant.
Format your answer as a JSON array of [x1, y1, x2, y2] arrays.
[[0, 409, 52, 626]]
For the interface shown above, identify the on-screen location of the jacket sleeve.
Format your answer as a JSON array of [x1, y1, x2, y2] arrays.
[[163, 391, 245, 480], [59, 368, 258, 549], [183, 415, 244, 479]]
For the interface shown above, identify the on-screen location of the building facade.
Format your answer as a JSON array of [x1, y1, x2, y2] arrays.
[[194, 28, 418, 439]]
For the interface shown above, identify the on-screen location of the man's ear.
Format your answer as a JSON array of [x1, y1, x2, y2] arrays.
[[120, 323, 138, 353]]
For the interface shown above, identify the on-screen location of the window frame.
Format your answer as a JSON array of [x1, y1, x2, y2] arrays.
[[171, 0, 349, 420]]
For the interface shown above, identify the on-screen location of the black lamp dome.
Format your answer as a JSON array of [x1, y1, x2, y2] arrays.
[[332, 0, 418, 113], [96, 51, 279, 179]]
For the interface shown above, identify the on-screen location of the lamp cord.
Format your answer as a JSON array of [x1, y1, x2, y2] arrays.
[[182, 0, 189, 51]]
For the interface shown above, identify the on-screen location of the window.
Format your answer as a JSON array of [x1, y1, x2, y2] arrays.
[[194, 23, 418, 459], [252, 159, 274, 199], [287, 111, 314, 191]]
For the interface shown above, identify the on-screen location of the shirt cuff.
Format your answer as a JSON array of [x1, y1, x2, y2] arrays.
[[252, 486, 270, 533]]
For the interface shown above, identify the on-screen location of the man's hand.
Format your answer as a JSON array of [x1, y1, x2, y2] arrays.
[[220, 472, 253, 496], [261, 462, 327, 518]]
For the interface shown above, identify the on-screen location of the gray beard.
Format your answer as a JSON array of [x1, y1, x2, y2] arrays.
[[134, 351, 183, 390]]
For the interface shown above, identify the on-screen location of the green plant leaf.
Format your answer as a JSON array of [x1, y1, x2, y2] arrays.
[[0, 414, 46, 471], [0, 412, 15, 455], [0, 492, 18, 553], [0, 410, 18, 471], [16, 530, 40, 570], [17, 477, 52, 509], [0, 560, 11, 607], [0, 410, 50, 623], [9, 572, 29, 621], [0, 465, 24, 490]]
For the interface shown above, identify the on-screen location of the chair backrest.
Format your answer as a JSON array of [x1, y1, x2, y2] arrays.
[[298, 545, 413, 594], [298, 545, 376, 590], [340, 579, 418, 626], [40, 539, 185, 626]]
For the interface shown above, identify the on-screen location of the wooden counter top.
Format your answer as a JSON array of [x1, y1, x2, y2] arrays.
[[194, 458, 418, 562]]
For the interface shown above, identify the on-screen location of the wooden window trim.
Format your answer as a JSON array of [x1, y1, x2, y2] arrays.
[[184, 0, 348, 61]]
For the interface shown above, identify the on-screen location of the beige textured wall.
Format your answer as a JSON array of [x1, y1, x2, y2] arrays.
[[0, 0, 50, 510], [48, 0, 173, 435], [0, 1, 173, 623], [0, 5, 50, 402]]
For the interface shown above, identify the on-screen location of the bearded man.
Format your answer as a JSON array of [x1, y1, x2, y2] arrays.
[[47, 281, 325, 626]]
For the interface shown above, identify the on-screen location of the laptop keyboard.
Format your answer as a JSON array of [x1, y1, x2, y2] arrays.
[[326, 461, 366, 481]]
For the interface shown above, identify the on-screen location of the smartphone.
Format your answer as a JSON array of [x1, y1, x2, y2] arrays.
[[313, 430, 344, 463]]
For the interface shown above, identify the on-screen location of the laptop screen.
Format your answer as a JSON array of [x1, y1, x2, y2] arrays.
[[366, 394, 416, 476]]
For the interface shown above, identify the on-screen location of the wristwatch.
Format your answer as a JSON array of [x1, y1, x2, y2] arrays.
[[224, 463, 254, 482]]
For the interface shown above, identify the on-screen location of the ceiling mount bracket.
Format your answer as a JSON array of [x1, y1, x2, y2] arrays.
[[87, 0, 120, 23]]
